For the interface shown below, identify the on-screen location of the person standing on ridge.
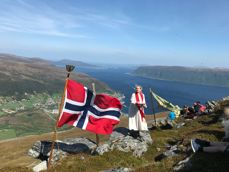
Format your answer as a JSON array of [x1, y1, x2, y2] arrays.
[[128, 85, 148, 139]]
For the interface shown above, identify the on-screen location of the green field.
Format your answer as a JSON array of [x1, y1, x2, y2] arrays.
[[0, 129, 16, 140], [0, 93, 60, 117], [0, 91, 119, 140]]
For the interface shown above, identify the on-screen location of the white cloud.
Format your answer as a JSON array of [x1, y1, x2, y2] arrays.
[[0, 0, 134, 38], [0, 0, 173, 41], [0, 0, 87, 38]]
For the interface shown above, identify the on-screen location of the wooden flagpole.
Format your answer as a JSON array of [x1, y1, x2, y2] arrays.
[[91, 83, 100, 146], [149, 88, 157, 127], [47, 65, 75, 171]]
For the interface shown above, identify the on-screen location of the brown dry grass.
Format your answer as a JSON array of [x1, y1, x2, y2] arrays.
[[3, 112, 228, 172], [0, 115, 161, 171]]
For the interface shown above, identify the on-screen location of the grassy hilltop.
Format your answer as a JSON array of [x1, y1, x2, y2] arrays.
[[0, 112, 229, 172]]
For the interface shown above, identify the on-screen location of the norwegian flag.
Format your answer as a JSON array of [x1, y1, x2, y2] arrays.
[[57, 80, 122, 135]]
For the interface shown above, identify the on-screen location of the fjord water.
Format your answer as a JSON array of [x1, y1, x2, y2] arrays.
[[77, 67, 229, 114]]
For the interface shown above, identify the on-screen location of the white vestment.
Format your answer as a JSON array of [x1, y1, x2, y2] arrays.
[[128, 93, 148, 131]]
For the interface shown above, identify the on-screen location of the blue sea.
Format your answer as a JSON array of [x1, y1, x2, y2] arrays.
[[76, 67, 229, 114]]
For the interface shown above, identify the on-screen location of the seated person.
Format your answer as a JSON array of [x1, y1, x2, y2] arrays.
[[194, 101, 206, 115], [191, 139, 229, 153], [193, 102, 200, 113], [168, 111, 176, 121], [181, 105, 198, 119], [180, 105, 189, 117], [191, 106, 229, 153]]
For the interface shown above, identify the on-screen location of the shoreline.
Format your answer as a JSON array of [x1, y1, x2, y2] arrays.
[[128, 73, 229, 88]]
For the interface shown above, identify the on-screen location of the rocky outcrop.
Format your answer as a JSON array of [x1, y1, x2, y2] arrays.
[[28, 137, 97, 172], [205, 97, 229, 114], [28, 128, 153, 171], [206, 100, 219, 113], [29, 128, 153, 162], [96, 127, 153, 157]]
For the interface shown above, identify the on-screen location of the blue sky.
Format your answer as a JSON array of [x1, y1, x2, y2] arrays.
[[0, 0, 229, 67]]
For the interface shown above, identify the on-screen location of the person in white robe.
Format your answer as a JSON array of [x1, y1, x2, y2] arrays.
[[128, 85, 148, 134]]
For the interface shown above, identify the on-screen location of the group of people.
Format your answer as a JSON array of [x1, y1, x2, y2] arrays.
[[180, 101, 207, 119], [128, 85, 229, 156], [127, 85, 208, 138]]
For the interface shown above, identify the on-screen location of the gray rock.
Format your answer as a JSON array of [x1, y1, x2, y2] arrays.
[[29, 128, 153, 167], [80, 156, 85, 160], [133, 141, 148, 157], [32, 161, 47, 172], [96, 143, 110, 155], [173, 156, 192, 171], [110, 131, 126, 141], [140, 131, 153, 144], [101, 167, 133, 172], [96, 128, 153, 157], [47, 149, 67, 163], [28, 141, 42, 158], [206, 101, 217, 110], [223, 96, 229, 101]]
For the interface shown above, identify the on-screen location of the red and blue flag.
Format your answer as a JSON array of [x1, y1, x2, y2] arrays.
[[57, 80, 122, 135]]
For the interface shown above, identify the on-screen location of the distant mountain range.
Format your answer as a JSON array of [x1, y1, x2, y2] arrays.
[[133, 66, 229, 87], [53, 59, 98, 68], [0, 53, 111, 98]]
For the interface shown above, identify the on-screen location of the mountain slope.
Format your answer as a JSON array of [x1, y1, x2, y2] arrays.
[[133, 66, 229, 87], [0, 53, 113, 140], [0, 54, 111, 97], [53, 59, 97, 68]]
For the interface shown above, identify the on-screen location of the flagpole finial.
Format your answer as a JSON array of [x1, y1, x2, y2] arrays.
[[66, 65, 75, 78], [66, 65, 75, 72]]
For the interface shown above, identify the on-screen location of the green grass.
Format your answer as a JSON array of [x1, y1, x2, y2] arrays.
[[1, 113, 229, 172], [0, 110, 56, 138], [47, 113, 229, 172], [0, 93, 60, 117], [0, 109, 73, 140], [0, 129, 16, 140]]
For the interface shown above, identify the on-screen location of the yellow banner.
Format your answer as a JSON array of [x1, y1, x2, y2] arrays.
[[151, 91, 181, 117]]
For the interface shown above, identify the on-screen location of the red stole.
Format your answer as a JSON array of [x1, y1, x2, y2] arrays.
[[135, 92, 145, 121]]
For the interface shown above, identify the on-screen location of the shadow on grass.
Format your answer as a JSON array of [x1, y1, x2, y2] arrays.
[[179, 152, 229, 172], [113, 127, 129, 136], [192, 129, 224, 140], [198, 114, 221, 125], [36, 141, 92, 161]]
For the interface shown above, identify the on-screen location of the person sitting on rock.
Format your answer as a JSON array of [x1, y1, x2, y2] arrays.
[[128, 85, 148, 139]]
